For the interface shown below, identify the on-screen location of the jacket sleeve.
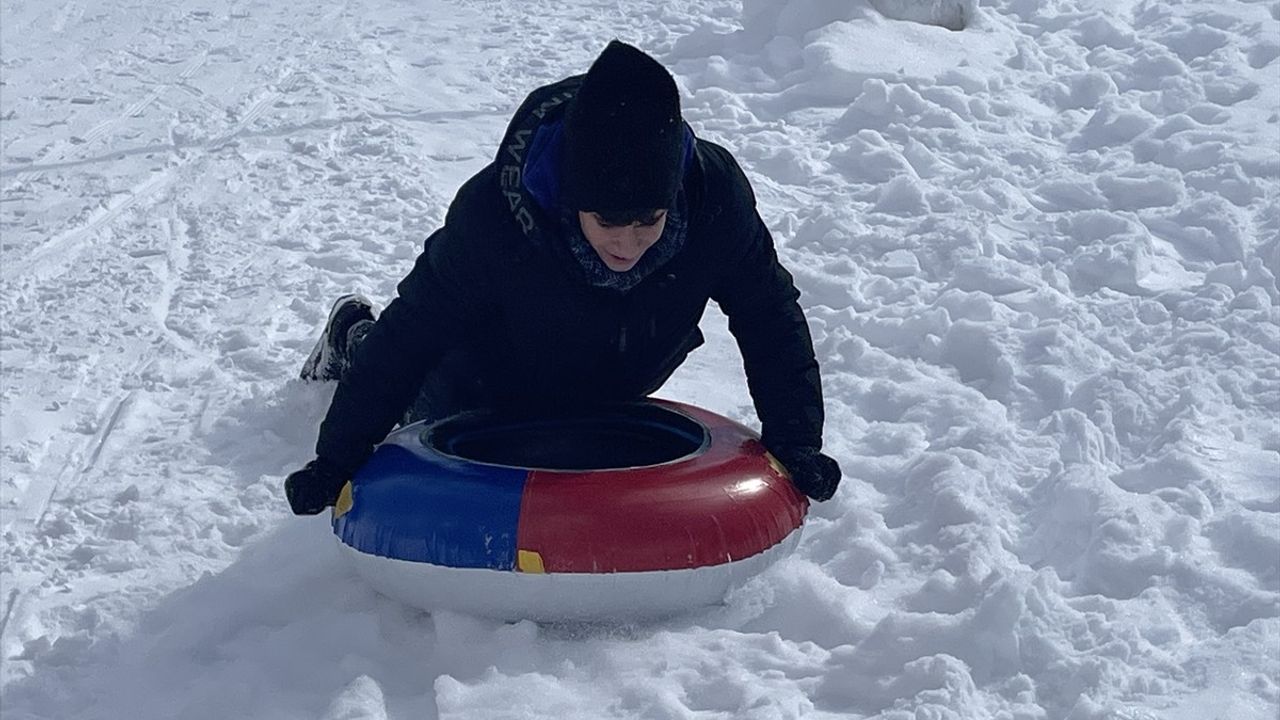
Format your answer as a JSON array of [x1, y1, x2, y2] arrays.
[[710, 167, 825, 451], [315, 226, 496, 474]]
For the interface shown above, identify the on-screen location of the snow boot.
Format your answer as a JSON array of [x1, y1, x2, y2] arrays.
[[300, 294, 376, 382]]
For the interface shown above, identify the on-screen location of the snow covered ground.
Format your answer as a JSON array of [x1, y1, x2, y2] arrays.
[[2, 0, 1277, 717]]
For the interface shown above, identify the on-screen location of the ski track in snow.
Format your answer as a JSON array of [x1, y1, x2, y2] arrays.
[[1, 0, 1277, 718]]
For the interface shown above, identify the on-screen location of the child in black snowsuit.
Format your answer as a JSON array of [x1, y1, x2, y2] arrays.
[[285, 41, 841, 514]]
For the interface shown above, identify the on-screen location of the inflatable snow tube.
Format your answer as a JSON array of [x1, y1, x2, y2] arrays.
[[331, 399, 808, 621]]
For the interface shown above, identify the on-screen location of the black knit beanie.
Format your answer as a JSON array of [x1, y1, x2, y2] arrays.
[[562, 41, 684, 213]]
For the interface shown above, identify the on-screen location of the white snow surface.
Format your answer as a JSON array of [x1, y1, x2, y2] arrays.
[[2, 0, 1278, 717]]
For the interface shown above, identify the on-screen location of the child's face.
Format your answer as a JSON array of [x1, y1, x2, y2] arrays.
[[577, 210, 668, 272]]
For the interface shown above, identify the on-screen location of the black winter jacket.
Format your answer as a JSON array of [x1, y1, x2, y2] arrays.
[[316, 76, 825, 474]]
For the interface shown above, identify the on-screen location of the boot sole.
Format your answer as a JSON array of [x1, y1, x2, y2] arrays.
[[300, 293, 375, 381]]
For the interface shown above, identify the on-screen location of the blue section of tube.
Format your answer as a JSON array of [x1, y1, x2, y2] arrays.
[[333, 444, 527, 570]]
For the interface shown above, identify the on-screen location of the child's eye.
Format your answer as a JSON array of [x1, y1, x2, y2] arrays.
[[592, 211, 665, 228]]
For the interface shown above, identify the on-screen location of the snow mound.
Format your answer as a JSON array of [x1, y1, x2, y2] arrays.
[[869, 0, 973, 31]]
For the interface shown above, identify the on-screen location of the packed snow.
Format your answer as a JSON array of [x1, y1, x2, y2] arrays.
[[2, 0, 1278, 718]]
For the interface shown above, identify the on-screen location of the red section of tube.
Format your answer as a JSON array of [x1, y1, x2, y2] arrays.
[[515, 401, 808, 573]]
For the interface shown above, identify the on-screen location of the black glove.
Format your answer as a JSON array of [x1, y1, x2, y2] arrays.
[[769, 445, 842, 501], [284, 458, 350, 515]]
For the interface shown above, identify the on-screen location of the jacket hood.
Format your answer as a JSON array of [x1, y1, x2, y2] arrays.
[[494, 76, 581, 246]]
